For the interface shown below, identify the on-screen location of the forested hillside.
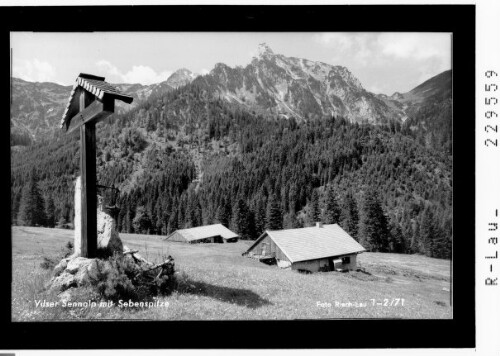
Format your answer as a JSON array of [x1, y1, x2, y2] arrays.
[[11, 79, 452, 258]]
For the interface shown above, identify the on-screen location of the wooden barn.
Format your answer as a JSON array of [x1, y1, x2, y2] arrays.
[[243, 223, 365, 272], [165, 224, 239, 244]]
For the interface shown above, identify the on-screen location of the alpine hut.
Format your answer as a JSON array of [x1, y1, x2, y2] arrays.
[[243, 223, 365, 272], [165, 224, 239, 244]]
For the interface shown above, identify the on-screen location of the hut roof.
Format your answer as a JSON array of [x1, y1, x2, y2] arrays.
[[60, 73, 133, 130], [247, 224, 365, 263], [166, 224, 239, 242]]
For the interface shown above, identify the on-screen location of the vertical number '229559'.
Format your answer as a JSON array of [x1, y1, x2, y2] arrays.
[[485, 71, 498, 147]]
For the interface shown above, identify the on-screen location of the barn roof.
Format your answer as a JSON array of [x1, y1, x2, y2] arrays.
[[247, 224, 365, 263], [60, 73, 133, 130], [166, 224, 239, 242]]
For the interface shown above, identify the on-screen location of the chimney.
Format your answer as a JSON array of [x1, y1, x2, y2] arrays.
[[316, 222, 323, 228]]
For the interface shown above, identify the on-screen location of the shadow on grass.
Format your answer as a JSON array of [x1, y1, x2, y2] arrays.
[[178, 278, 272, 309]]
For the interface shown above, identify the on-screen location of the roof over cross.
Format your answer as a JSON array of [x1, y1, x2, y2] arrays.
[[61, 73, 133, 133]]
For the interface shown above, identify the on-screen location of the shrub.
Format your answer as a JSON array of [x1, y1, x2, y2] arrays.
[[40, 240, 74, 270], [40, 256, 56, 270], [91, 253, 176, 303], [93, 254, 138, 302]]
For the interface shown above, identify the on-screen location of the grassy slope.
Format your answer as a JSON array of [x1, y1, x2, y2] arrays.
[[12, 226, 452, 320]]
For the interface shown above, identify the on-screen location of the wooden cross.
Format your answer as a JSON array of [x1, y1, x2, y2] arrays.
[[61, 73, 133, 258]]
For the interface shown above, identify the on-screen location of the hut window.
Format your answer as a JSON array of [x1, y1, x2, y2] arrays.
[[342, 256, 351, 264]]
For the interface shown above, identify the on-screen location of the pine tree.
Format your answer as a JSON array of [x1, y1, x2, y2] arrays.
[[358, 190, 390, 252], [186, 192, 202, 228], [401, 210, 413, 252], [117, 199, 127, 232], [216, 197, 232, 228], [11, 191, 20, 225], [288, 184, 299, 214], [323, 186, 342, 224], [340, 191, 359, 240], [246, 209, 256, 240], [283, 211, 302, 229], [17, 169, 46, 227], [254, 198, 267, 236], [430, 225, 448, 258], [439, 216, 452, 259], [411, 220, 420, 254], [388, 219, 406, 253], [308, 189, 321, 224], [232, 198, 248, 238], [155, 215, 163, 236], [419, 206, 441, 257], [167, 209, 179, 234], [177, 194, 187, 228], [45, 195, 56, 228], [231, 198, 256, 240], [266, 194, 283, 230], [132, 206, 151, 234]]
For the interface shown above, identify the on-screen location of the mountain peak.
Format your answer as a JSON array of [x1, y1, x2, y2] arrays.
[[391, 92, 404, 101], [173, 68, 192, 75], [166, 68, 196, 88], [258, 43, 274, 58]]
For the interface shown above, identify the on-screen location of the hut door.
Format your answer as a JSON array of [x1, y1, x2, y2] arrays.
[[328, 258, 335, 271]]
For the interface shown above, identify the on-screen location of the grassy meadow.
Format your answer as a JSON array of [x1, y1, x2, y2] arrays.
[[12, 226, 452, 320]]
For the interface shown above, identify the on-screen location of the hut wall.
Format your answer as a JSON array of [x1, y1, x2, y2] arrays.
[[340, 254, 357, 270], [291, 254, 358, 272], [246, 235, 289, 262], [250, 235, 289, 262], [292, 258, 329, 272]]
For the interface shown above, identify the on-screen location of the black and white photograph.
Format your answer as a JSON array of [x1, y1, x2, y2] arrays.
[[10, 30, 454, 322]]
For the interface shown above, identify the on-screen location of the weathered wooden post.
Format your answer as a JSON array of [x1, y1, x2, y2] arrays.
[[61, 73, 133, 258]]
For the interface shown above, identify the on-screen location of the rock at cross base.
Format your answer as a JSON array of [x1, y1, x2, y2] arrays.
[[47, 246, 176, 302], [97, 195, 123, 255], [53, 258, 69, 277], [72, 176, 123, 257], [48, 257, 98, 293]]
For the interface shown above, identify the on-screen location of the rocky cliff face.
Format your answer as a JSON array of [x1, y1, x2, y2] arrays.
[[195, 43, 404, 124], [10, 78, 71, 144], [166, 68, 197, 89]]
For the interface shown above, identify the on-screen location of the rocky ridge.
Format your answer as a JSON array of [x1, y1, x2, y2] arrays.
[[195, 43, 405, 124]]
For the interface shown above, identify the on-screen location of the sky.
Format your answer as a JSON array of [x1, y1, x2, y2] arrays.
[[11, 32, 451, 95]]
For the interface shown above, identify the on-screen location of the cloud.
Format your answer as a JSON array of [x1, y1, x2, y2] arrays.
[[96, 60, 172, 85], [415, 57, 449, 86], [313, 33, 382, 66], [313, 33, 355, 52], [377, 33, 450, 61], [314, 32, 450, 69], [367, 84, 382, 94], [200, 68, 210, 75], [378, 33, 451, 85], [13, 58, 56, 82]]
